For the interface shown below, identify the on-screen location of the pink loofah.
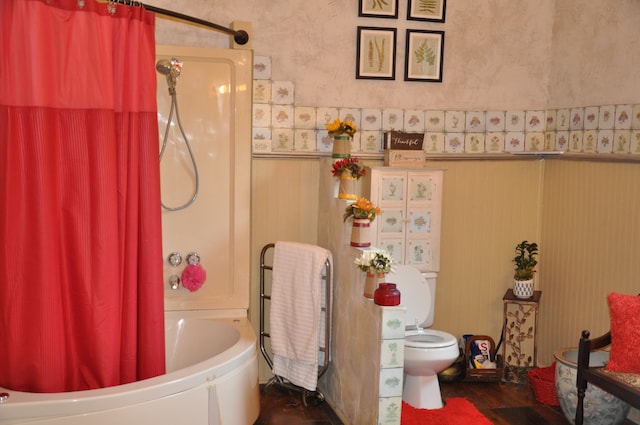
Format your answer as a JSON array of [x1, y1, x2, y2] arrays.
[[181, 264, 206, 292]]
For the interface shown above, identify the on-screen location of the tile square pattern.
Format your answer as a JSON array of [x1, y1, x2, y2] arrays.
[[378, 306, 405, 425], [249, 73, 640, 157]]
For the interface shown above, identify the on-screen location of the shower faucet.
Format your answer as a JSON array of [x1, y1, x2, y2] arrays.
[[167, 252, 182, 267]]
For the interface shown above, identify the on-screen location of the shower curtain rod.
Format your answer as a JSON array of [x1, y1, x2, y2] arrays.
[[96, 0, 250, 45]]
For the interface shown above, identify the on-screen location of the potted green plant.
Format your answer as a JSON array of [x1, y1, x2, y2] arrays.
[[512, 240, 538, 299]]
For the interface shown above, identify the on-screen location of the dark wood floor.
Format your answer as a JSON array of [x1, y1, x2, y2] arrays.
[[255, 380, 637, 424]]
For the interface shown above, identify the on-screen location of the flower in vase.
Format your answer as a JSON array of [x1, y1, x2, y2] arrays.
[[326, 118, 357, 137], [343, 197, 381, 222], [331, 157, 366, 179], [354, 249, 395, 274]]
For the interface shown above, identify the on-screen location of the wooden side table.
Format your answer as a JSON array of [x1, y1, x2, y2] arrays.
[[502, 289, 542, 384]]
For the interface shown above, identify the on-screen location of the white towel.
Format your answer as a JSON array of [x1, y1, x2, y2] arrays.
[[270, 241, 332, 391]]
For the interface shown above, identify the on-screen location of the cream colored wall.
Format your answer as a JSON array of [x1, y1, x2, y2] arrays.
[[250, 156, 640, 376], [538, 160, 640, 365], [250, 158, 320, 380], [429, 159, 544, 345]]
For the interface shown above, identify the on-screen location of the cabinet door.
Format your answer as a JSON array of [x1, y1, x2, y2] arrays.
[[369, 168, 442, 271], [406, 171, 442, 271], [379, 174, 406, 203], [377, 238, 404, 265], [405, 207, 438, 269], [408, 172, 441, 204]]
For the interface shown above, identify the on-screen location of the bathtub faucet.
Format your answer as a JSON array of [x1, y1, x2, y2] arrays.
[[169, 274, 180, 290]]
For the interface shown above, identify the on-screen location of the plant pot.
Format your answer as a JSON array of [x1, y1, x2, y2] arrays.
[[338, 170, 357, 200], [364, 271, 385, 299], [513, 278, 534, 299], [350, 217, 371, 247], [332, 134, 351, 158]]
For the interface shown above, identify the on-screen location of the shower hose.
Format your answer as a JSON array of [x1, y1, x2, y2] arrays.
[[159, 86, 200, 211]]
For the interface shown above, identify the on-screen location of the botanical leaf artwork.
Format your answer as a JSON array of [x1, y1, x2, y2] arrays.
[[370, 0, 389, 9], [417, 0, 438, 14], [414, 40, 436, 67], [367, 37, 386, 72]]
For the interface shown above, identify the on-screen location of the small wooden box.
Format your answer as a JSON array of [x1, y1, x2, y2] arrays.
[[383, 150, 426, 167]]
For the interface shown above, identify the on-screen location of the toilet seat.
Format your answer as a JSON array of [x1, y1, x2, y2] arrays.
[[405, 329, 457, 349]]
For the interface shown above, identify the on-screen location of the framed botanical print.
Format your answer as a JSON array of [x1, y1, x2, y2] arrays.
[[356, 26, 397, 80], [407, 0, 446, 22], [359, 0, 398, 19], [404, 29, 444, 82]]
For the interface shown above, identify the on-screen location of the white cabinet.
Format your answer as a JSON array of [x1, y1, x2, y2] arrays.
[[364, 167, 443, 272]]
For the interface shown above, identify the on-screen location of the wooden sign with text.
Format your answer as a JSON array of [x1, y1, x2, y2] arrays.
[[384, 131, 425, 150]]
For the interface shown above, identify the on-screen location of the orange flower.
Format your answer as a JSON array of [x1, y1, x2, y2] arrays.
[[343, 197, 381, 222]]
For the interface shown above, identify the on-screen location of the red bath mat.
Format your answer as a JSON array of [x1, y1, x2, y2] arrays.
[[401, 398, 493, 425]]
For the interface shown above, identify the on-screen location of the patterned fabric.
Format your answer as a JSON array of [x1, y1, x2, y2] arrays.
[[598, 369, 640, 389]]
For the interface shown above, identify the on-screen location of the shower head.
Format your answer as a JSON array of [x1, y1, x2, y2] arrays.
[[156, 59, 173, 76], [156, 58, 183, 94]]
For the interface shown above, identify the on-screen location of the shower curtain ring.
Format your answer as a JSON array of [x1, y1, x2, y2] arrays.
[[107, 0, 116, 15]]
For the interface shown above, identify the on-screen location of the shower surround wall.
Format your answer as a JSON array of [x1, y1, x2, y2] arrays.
[[156, 45, 252, 312]]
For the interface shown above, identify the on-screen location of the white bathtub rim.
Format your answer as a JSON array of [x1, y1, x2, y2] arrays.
[[0, 315, 257, 422]]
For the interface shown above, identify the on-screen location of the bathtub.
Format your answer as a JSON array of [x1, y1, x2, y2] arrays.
[[0, 310, 260, 425]]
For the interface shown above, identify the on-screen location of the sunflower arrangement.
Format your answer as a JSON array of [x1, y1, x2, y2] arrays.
[[326, 118, 357, 137], [343, 197, 381, 222]]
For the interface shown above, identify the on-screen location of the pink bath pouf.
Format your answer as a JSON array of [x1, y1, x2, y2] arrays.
[[181, 264, 206, 292]]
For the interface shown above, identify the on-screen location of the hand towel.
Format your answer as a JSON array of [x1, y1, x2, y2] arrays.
[[270, 241, 332, 391]]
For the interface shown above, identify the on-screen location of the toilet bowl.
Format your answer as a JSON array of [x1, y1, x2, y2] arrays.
[[388, 266, 459, 409]]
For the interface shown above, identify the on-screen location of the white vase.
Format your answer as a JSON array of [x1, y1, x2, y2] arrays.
[[350, 218, 371, 247], [513, 278, 534, 299]]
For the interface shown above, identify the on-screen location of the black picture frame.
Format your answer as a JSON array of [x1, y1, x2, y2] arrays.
[[407, 0, 447, 23], [404, 29, 445, 82], [356, 26, 397, 80], [359, 0, 399, 19]]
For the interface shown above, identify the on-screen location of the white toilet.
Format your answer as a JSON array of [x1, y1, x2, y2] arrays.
[[388, 265, 459, 409]]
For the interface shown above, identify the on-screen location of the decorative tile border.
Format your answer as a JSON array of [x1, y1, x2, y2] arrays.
[[250, 63, 640, 157]]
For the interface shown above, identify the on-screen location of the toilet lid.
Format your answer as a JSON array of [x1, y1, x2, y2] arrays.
[[388, 266, 430, 327], [405, 329, 458, 349]]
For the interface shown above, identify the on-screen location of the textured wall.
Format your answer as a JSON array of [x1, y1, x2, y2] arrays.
[[548, 0, 640, 108], [152, 0, 555, 110]]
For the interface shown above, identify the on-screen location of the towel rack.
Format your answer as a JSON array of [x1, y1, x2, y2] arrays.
[[259, 242, 332, 407]]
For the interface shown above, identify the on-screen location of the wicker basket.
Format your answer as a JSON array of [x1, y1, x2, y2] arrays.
[[528, 362, 559, 406]]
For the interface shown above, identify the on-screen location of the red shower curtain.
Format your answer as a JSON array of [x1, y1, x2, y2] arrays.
[[0, 0, 165, 392]]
